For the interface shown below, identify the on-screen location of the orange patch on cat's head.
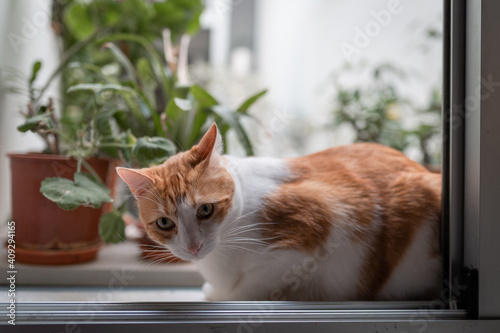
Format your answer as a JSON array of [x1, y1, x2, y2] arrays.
[[117, 123, 235, 246]]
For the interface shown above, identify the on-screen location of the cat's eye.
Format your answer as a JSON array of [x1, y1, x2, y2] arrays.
[[196, 203, 214, 219], [155, 217, 175, 231]]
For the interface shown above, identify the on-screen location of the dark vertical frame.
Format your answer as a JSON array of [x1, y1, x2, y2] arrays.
[[441, 0, 451, 304], [443, 0, 466, 308]]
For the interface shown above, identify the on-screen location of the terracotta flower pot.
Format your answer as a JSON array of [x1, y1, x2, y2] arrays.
[[8, 153, 119, 265]]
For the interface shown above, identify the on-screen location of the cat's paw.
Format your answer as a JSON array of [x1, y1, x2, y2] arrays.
[[202, 282, 218, 301]]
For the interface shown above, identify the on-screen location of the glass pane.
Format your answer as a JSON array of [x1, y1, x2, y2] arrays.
[[0, 0, 443, 307]]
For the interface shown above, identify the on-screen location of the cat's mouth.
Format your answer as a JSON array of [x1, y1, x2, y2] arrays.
[[178, 242, 216, 261], [184, 242, 203, 256]]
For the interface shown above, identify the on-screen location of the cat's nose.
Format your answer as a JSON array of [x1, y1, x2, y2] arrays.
[[186, 243, 202, 255]]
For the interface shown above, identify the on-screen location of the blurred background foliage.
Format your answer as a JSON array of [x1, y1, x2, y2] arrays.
[[331, 61, 441, 167], [44, 0, 263, 168]]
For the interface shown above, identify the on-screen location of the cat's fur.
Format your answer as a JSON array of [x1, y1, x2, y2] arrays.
[[117, 123, 441, 301]]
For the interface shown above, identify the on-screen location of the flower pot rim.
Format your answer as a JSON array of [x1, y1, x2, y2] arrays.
[[7, 152, 117, 162], [14, 242, 102, 265]]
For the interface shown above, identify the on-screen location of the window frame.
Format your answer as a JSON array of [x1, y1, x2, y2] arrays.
[[462, 0, 500, 319], [2, 0, 500, 330]]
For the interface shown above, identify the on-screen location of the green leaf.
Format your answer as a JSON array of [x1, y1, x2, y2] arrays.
[[40, 172, 112, 211], [132, 136, 177, 165], [174, 97, 193, 111], [101, 42, 138, 84], [166, 98, 184, 121], [165, 97, 193, 135], [17, 112, 53, 133], [136, 57, 158, 108], [98, 136, 120, 159], [187, 108, 209, 147], [67, 83, 136, 95], [97, 33, 172, 99], [237, 89, 267, 113], [99, 211, 126, 244], [63, 2, 95, 40], [113, 110, 132, 132], [209, 106, 254, 156], [102, 130, 135, 164], [29, 61, 42, 84], [152, 0, 203, 42], [190, 85, 218, 108], [95, 109, 117, 136]]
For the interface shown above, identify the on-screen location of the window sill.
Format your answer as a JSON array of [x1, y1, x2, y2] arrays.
[[0, 242, 204, 287]]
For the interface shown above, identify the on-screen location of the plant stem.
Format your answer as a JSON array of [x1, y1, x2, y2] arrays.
[[77, 158, 82, 173], [177, 34, 191, 85], [81, 159, 104, 184], [98, 143, 134, 148], [163, 29, 176, 73]]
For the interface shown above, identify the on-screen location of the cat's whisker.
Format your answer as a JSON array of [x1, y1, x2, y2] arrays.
[[140, 246, 171, 252], [221, 239, 270, 248], [222, 242, 268, 250], [218, 244, 268, 256], [140, 243, 168, 250], [138, 177, 163, 198], [225, 220, 279, 231], [141, 248, 176, 254], [213, 247, 233, 262], [171, 136, 185, 152], [138, 253, 179, 267], [222, 221, 275, 234], [134, 185, 166, 207], [223, 224, 274, 234], [223, 234, 272, 242], [133, 194, 165, 209], [218, 241, 263, 250], [152, 208, 166, 216], [223, 237, 271, 245], [222, 226, 275, 238], [224, 208, 261, 227], [133, 181, 167, 208]]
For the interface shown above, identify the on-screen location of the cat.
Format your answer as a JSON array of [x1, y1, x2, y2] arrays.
[[117, 123, 442, 301]]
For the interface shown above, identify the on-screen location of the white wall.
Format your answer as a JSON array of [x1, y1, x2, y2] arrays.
[[202, 0, 232, 65], [0, 0, 61, 222]]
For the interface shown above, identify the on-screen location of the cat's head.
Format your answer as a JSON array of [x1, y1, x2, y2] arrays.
[[117, 123, 235, 261]]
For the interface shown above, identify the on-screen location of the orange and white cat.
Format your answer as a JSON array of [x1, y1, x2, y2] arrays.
[[117, 123, 441, 301]]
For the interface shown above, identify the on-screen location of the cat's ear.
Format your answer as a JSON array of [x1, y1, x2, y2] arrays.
[[116, 167, 154, 198], [191, 122, 223, 168]]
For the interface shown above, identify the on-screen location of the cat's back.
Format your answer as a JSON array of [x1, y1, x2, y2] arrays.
[[258, 142, 441, 300], [261, 142, 440, 248], [286, 142, 440, 213], [290, 142, 428, 181]]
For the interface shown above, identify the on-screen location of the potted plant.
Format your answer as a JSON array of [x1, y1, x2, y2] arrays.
[[7, 45, 120, 265], [52, 0, 267, 261]]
